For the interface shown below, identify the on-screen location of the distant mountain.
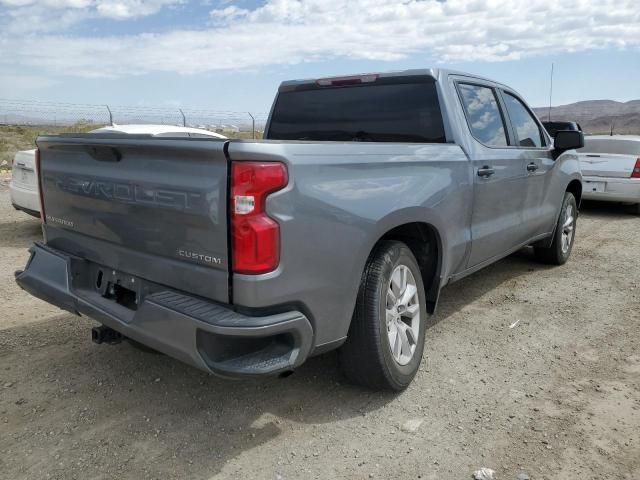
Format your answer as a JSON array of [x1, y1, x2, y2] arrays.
[[533, 100, 640, 135]]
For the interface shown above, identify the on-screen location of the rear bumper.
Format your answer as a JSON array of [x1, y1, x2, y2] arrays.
[[15, 243, 313, 377], [9, 181, 40, 215], [582, 176, 640, 203], [12, 203, 40, 218]]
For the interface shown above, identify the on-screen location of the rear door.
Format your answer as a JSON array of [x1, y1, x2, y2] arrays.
[[455, 81, 527, 267], [38, 134, 230, 303]]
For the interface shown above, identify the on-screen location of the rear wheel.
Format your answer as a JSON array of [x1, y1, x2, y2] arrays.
[[534, 192, 577, 265], [339, 240, 427, 391]]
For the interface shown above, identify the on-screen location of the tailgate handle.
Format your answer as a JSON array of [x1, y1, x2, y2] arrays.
[[87, 146, 122, 162]]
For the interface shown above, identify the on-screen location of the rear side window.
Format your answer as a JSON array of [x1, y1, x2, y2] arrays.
[[503, 93, 545, 148], [266, 78, 446, 143], [457, 83, 508, 147]]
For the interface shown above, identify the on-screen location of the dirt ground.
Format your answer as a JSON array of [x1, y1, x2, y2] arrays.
[[0, 175, 638, 480]]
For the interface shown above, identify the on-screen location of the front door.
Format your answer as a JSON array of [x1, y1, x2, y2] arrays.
[[500, 90, 557, 240]]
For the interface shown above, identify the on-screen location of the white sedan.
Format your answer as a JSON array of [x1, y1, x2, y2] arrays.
[[578, 135, 640, 214], [9, 125, 226, 218]]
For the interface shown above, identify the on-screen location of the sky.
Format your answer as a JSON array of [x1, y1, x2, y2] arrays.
[[0, 0, 639, 114]]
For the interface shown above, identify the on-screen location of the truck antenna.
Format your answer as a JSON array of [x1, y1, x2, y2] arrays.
[[547, 63, 554, 122]]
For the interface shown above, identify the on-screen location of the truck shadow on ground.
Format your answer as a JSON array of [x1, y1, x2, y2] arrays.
[[2, 199, 634, 479], [579, 199, 639, 218], [0, 215, 41, 249], [2, 245, 558, 479]]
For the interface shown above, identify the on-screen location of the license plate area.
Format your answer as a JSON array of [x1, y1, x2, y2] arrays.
[[17, 168, 34, 185], [95, 268, 140, 310], [586, 181, 606, 193]]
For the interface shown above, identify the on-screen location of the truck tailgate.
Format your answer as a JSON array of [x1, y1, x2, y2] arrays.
[[37, 134, 230, 303]]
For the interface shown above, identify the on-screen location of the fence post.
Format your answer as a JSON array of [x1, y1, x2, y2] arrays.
[[105, 105, 113, 126], [179, 109, 186, 127], [248, 112, 255, 139]]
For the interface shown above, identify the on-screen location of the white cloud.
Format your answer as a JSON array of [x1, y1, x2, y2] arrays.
[[0, 0, 183, 30], [0, 0, 184, 39], [95, 0, 184, 19], [1, 0, 639, 77], [209, 5, 249, 22]]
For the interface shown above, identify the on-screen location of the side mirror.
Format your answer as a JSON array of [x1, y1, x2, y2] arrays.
[[554, 130, 584, 151]]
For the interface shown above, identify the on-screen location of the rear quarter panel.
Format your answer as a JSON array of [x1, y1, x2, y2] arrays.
[[227, 141, 471, 348]]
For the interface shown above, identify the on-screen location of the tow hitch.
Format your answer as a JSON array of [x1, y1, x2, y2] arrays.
[[91, 325, 124, 345]]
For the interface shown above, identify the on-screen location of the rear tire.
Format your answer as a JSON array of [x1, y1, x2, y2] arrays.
[[339, 240, 427, 391], [534, 192, 577, 265]]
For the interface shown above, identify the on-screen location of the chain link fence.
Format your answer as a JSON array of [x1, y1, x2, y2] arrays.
[[0, 98, 269, 136], [0, 99, 269, 169]]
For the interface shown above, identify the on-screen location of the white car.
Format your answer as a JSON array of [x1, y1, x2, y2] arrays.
[[9, 125, 226, 217], [578, 135, 640, 214]]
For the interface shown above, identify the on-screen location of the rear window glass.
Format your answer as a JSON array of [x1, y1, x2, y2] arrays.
[[266, 78, 446, 143]]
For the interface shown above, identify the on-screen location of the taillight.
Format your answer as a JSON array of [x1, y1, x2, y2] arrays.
[[230, 161, 288, 274], [35, 148, 46, 223], [631, 158, 640, 178]]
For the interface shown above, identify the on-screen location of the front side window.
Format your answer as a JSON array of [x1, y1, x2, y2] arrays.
[[503, 93, 545, 148], [457, 83, 508, 147]]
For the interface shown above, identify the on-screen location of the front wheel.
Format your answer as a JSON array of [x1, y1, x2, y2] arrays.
[[339, 240, 427, 391], [534, 192, 577, 265]]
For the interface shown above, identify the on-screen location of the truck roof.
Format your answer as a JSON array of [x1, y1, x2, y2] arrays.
[[278, 68, 508, 91]]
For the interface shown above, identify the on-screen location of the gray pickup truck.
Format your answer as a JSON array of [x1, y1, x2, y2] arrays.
[[16, 69, 584, 390]]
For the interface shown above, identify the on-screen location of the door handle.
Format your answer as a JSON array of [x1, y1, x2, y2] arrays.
[[527, 162, 539, 172], [477, 166, 495, 178]]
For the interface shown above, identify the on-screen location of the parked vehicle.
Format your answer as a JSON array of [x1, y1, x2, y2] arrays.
[[9, 149, 40, 217], [578, 135, 640, 213], [16, 69, 584, 390], [9, 125, 226, 217], [542, 121, 582, 138], [89, 124, 227, 138]]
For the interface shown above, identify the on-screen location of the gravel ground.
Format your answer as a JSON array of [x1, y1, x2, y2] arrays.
[[1, 175, 638, 480]]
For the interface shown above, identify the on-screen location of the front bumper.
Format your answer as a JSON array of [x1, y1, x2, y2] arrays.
[[15, 243, 313, 377]]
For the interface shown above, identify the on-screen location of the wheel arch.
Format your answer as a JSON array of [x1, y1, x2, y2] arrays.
[[537, 178, 582, 249], [566, 178, 583, 207], [375, 221, 444, 314]]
